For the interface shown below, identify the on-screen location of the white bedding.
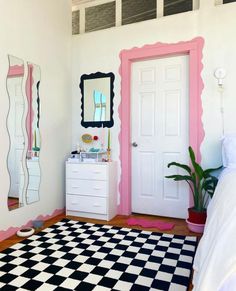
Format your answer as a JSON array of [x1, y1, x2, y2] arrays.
[[193, 168, 236, 290]]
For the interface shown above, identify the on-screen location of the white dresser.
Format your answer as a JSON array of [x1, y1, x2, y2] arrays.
[[66, 161, 117, 221]]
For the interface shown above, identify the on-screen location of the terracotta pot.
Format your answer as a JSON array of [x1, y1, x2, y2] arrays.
[[188, 207, 207, 224]]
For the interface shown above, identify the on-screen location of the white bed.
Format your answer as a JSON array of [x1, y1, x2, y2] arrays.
[[193, 168, 236, 290]]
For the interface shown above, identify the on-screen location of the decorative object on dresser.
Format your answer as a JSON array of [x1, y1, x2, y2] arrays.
[[79, 151, 107, 163], [66, 161, 117, 221], [107, 128, 111, 162], [165, 146, 221, 233], [81, 133, 93, 143]]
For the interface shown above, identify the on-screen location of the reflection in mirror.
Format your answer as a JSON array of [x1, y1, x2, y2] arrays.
[[26, 63, 41, 204], [7, 55, 25, 211], [85, 79, 110, 122], [80, 72, 114, 128], [93, 90, 107, 121]]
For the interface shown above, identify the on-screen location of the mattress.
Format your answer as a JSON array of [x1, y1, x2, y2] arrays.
[[193, 168, 236, 290]]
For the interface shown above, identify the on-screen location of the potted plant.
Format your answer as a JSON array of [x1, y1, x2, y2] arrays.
[[165, 146, 221, 233]]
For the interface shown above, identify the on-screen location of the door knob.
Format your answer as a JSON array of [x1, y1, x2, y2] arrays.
[[132, 142, 138, 147]]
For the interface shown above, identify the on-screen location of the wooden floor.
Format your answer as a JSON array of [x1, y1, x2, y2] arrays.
[[0, 213, 200, 290]]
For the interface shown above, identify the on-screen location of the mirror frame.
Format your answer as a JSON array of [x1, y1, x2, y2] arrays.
[[80, 72, 114, 128]]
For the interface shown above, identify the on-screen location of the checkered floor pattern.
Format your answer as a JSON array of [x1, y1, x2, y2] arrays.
[[0, 219, 197, 291]]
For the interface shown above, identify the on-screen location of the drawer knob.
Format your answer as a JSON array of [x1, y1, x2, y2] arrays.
[[71, 202, 78, 205], [93, 203, 101, 208], [93, 187, 101, 190], [72, 170, 79, 173], [93, 171, 101, 174], [72, 186, 79, 189]]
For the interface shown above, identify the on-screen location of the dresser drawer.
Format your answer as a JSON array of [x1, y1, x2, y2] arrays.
[[66, 179, 107, 197], [66, 195, 107, 214], [66, 163, 107, 180]]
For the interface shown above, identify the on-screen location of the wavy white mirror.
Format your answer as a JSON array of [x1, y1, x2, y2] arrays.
[[7, 55, 26, 211], [7, 57, 41, 210], [26, 63, 41, 204]]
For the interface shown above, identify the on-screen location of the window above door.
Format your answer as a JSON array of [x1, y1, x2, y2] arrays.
[[72, 0, 200, 35]]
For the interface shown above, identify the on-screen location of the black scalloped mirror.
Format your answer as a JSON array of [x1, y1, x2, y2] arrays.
[[80, 72, 114, 128]]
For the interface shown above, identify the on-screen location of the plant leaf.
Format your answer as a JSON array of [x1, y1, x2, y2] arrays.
[[167, 162, 192, 174], [188, 146, 196, 163], [165, 175, 193, 182], [189, 147, 204, 178], [194, 163, 204, 179], [203, 166, 222, 177], [202, 175, 218, 198], [166, 146, 220, 210]]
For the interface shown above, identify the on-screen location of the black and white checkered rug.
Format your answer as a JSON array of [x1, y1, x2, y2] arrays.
[[0, 219, 197, 291]]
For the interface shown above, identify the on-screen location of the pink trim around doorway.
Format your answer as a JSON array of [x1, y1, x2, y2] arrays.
[[118, 37, 205, 215]]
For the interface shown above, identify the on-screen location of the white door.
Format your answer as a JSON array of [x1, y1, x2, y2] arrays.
[[131, 55, 189, 219]]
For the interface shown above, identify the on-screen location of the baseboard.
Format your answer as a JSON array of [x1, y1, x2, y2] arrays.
[[0, 208, 65, 242]]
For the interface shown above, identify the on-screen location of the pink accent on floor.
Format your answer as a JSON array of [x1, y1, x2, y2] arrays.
[[127, 218, 175, 231], [0, 208, 64, 242], [118, 37, 205, 215]]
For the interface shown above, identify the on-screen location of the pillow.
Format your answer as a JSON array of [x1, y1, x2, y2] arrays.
[[222, 134, 236, 168]]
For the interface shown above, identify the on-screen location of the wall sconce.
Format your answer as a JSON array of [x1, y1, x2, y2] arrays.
[[214, 67, 227, 136], [214, 68, 226, 87]]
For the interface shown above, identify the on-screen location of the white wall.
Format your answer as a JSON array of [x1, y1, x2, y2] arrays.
[[72, 0, 236, 205], [0, 0, 71, 235]]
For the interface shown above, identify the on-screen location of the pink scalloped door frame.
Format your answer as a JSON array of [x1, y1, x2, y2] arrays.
[[118, 37, 205, 215], [0, 208, 64, 242]]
